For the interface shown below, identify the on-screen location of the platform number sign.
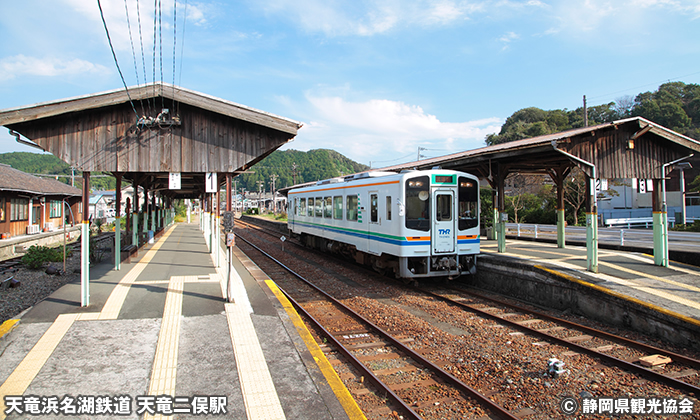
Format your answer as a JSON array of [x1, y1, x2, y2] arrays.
[[206, 172, 217, 193], [169, 172, 181, 190]]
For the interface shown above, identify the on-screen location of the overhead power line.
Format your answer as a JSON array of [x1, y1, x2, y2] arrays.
[[97, 0, 139, 120]]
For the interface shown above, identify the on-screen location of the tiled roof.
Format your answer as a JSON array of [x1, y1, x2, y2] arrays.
[[0, 164, 82, 196]]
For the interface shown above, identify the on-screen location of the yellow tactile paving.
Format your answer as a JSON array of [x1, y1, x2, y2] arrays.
[[225, 303, 286, 420], [265, 280, 367, 420], [0, 313, 78, 420], [144, 275, 187, 420], [0, 319, 19, 340], [99, 225, 177, 320]]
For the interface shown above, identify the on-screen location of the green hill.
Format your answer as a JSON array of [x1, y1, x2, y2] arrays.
[[0, 149, 368, 194]]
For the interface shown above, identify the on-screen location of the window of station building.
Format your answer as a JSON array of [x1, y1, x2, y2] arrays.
[[333, 196, 343, 220], [299, 198, 307, 216], [0, 197, 5, 222], [324, 197, 332, 218], [386, 196, 392, 221], [458, 176, 478, 230], [405, 176, 430, 231], [10, 198, 28, 221], [315, 198, 323, 217], [49, 200, 62, 218], [346, 195, 358, 221]]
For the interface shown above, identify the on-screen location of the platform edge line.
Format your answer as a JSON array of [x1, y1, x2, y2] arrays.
[[264, 279, 367, 420]]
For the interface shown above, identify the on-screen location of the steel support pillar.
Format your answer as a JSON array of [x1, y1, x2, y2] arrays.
[[114, 173, 121, 271], [81, 172, 90, 307], [497, 172, 506, 253], [585, 174, 598, 273], [652, 178, 668, 267]]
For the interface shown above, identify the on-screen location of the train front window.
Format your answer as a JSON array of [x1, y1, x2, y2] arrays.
[[405, 176, 430, 232], [436, 194, 452, 221], [458, 176, 478, 230]]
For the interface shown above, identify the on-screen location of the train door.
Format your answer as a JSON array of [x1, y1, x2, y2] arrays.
[[432, 190, 455, 254], [368, 191, 381, 254]]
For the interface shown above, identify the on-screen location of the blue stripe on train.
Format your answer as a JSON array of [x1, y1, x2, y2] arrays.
[[291, 221, 478, 246]]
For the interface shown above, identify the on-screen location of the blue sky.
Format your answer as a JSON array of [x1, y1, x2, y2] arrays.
[[1, 0, 699, 167]]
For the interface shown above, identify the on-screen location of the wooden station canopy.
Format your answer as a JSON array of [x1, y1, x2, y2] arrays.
[[381, 117, 700, 182], [0, 82, 302, 199]]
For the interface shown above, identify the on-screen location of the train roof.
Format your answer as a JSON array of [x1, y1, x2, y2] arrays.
[[284, 168, 473, 195]]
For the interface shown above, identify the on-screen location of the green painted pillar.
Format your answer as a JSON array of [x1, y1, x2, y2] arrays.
[[133, 212, 139, 246], [498, 211, 507, 253], [557, 209, 566, 248], [114, 173, 122, 271], [586, 212, 598, 273], [652, 179, 668, 267], [555, 169, 566, 248], [81, 172, 90, 307], [585, 175, 598, 273], [491, 189, 498, 242], [497, 174, 506, 253]]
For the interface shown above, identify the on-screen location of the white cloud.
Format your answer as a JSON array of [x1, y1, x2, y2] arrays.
[[255, 0, 486, 36], [285, 92, 502, 165], [0, 55, 109, 82]]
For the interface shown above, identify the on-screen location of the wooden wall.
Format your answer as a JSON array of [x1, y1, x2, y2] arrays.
[[561, 124, 690, 179], [9, 100, 293, 173]]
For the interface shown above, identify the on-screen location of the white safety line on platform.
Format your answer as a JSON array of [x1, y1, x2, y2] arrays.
[[225, 303, 286, 420]]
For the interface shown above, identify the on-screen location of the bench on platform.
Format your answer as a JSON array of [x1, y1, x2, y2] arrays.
[[121, 244, 138, 263]]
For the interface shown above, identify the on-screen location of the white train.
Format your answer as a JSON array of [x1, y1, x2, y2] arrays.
[[287, 169, 480, 280]]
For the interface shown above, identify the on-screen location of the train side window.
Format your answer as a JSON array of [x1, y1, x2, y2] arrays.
[[346, 195, 358, 221], [386, 196, 392, 221], [324, 197, 332, 218], [458, 176, 479, 230], [299, 198, 306, 216], [405, 176, 430, 231], [307, 198, 314, 217], [333, 196, 343, 220], [315, 197, 323, 217]]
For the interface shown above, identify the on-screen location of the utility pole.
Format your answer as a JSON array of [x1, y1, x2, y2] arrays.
[[270, 174, 278, 214], [291, 163, 298, 185], [417, 147, 427, 161], [583, 95, 588, 127], [256, 180, 264, 210]]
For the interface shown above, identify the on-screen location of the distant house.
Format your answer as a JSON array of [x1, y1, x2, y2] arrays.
[[89, 191, 116, 220], [0, 164, 82, 238]]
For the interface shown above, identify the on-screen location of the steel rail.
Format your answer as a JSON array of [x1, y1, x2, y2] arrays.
[[236, 233, 521, 420], [445, 285, 700, 370], [419, 287, 700, 396]]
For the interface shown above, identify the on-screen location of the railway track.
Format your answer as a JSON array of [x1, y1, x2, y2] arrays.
[[237, 232, 522, 419], [235, 217, 700, 418]]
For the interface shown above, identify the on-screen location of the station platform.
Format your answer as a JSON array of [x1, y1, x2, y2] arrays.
[[481, 238, 700, 322], [0, 223, 363, 420]]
